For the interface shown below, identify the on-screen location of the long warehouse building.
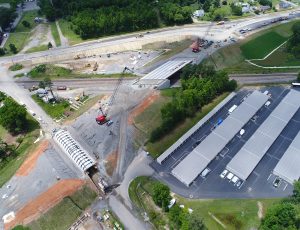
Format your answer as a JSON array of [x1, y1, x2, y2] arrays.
[[226, 89, 300, 181], [172, 91, 268, 186], [157, 92, 236, 164], [273, 131, 300, 184]]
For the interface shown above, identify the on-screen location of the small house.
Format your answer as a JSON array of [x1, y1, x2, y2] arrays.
[[193, 9, 205, 17]]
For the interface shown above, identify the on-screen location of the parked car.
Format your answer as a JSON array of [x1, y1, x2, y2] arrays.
[[220, 169, 228, 178], [226, 172, 234, 180], [236, 180, 242, 187], [273, 177, 282, 188], [201, 168, 211, 178], [231, 176, 239, 184]]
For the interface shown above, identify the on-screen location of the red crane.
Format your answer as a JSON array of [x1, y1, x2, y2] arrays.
[[96, 66, 132, 125]]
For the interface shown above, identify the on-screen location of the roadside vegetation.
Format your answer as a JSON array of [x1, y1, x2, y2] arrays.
[[28, 64, 135, 79], [0, 92, 40, 187], [38, 0, 194, 41], [3, 10, 40, 55], [25, 44, 48, 53], [9, 63, 23, 71], [129, 176, 280, 230], [129, 176, 206, 229], [204, 20, 300, 73], [142, 40, 193, 67], [50, 22, 61, 46], [144, 64, 236, 158], [28, 185, 97, 230]]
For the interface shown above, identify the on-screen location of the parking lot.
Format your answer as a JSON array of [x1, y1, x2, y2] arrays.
[[151, 86, 300, 199]]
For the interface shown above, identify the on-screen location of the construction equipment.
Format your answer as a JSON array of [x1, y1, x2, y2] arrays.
[[95, 66, 133, 125], [191, 38, 201, 53], [93, 62, 98, 71]]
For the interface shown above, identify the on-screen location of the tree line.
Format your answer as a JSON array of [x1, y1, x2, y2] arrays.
[[0, 92, 30, 134], [150, 64, 237, 142], [287, 22, 300, 59], [152, 181, 206, 230], [38, 0, 194, 39], [260, 181, 300, 229]]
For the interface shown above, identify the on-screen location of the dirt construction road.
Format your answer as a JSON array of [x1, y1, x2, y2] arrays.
[[5, 179, 85, 230]]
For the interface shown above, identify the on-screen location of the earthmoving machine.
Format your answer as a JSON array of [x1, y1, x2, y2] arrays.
[[191, 38, 201, 53], [93, 62, 98, 71], [95, 66, 133, 125]]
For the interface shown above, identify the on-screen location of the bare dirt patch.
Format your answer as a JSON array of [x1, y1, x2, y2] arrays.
[[105, 150, 118, 177], [15, 140, 49, 176], [128, 91, 160, 125], [5, 179, 85, 230], [257, 201, 264, 219]]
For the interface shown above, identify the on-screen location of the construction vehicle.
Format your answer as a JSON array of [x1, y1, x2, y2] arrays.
[[93, 62, 98, 71], [191, 38, 200, 53], [95, 66, 133, 125]]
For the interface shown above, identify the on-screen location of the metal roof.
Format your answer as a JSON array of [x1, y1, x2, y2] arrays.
[[140, 58, 193, 81], [226, 90, 300, 181], [157, 92, 236, 164], [273, 131, 300, 184], [53, 129, 96, 172], [172, 91, 268, 186]]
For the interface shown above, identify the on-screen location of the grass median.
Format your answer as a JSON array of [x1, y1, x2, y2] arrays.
[[50, 22, 61, 47]]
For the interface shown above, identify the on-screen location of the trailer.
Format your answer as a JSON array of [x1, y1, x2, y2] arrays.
[[228, 104, 237, 114]]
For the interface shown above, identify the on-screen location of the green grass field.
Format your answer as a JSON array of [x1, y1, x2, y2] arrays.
[[252, 44, 300, 67], [14, 10, 39, 33], [4, 32, 30, 54], [25, 45, 48, 53], [240, 31, 286, 59], [178, 197, 279, 230], [204, 20, 300, 73], [58, 19, 83, 45], [145, 92, 230, 158], [50, 22, 61, 47], [129, 176, 280, 230], [28, 64, 135, 79], [28, 186, 97, 230], [32, 95, 70, 119]]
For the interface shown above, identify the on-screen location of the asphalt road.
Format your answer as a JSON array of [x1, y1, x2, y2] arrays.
[[230, 73, 297, 84], [0, 9, 299, 66]]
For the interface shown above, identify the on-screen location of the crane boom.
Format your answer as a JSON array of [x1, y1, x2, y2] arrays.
[[96, 66, 133, 125]]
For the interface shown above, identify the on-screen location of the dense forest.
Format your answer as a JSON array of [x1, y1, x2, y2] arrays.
[[38, 0, 195, 39], [150, 64, 237, 142]]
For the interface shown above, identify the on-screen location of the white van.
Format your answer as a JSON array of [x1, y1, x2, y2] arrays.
[[201, 168, 211, 178], [226, 172, 234, 180]]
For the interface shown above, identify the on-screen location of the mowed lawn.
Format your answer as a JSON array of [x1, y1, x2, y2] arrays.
[[253, 44, 300, 67], [58, 19, 83, 45], [178, 197, 279, 230], [240, 31, 286, 59]]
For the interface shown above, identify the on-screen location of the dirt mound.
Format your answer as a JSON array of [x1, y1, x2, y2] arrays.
[[16, 140, 49, 176], [5, 179, 85, 230], [128, 91, 160, 125], [105, 150, 118, 177]]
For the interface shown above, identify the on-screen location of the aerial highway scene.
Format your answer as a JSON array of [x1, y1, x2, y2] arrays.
[[1, 0, 300, 229]]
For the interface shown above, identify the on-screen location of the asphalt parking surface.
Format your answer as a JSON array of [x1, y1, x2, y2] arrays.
[[151, 86, 300, 199]]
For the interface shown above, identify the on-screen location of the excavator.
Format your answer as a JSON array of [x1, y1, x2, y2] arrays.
[[95, 66, 133, 125]]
